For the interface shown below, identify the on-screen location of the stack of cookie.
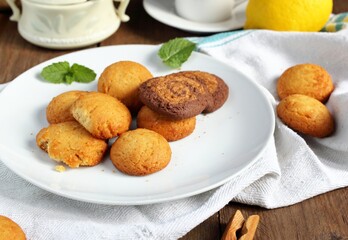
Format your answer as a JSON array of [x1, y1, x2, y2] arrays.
[[97, 61, 174, 175], [276, 63, 335, 138], [100, 61, 229, 175], [36, 91, 132, 168], [36, 60, 229, 176], [137, 71, 229, 141]]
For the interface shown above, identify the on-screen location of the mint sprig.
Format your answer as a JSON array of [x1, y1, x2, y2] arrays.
[[158, 38, 196, 68], [41, 61, 96, 84]]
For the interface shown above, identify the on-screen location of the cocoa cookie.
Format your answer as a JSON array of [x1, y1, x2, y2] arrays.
[[70, 92, 132, 139], [277, 94, 335, 138], [0, 215, 26, 240], [138, 73, 211, 119], [277, 63, 334, 102], [110, 128, 171, 176], [46, 90, 88, 124], [36, 121, 108, 168], [98, 61, 153, 113], [178, 71, 229, 113], [137, 105, 196, 141]]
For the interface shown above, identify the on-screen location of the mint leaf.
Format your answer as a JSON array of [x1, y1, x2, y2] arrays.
[[40, 61, 96, 84], [158, 38, 196, 68], [41, 61, 70, 84], [65, 72, 75, 84], [71, 63, 97, 83]]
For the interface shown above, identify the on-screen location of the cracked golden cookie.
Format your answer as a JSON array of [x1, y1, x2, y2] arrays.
[[98, 61, 153, 113], [137, 105, 196, 141], [71, 92, 132, 139], [277, 63, 334, 102], [0, 215, 26, 240], [277, 94, 335, 138], [110, 128, 172, 176], [36, 121, 108, 168], [178, 71, 229, 113], [46, 90, 88, 124], [139, 73, 211, 119]]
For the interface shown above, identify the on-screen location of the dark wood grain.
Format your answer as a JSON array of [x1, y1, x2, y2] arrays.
[[0, 0, 348, 239], [333, 1, 348, 13], [0, 12, 78, 84], [101, 0, 191, 46]]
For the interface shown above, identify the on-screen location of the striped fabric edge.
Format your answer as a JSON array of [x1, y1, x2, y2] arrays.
[[322, 12, 348, 32], [188, 12, 348, 51], [189, 30, 254, 50]]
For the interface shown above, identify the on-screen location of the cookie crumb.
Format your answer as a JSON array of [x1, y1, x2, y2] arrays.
[[55, 165, 66, 172]]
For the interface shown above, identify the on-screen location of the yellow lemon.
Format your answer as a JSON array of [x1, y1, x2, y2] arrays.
[[244, 0, 333, 32]]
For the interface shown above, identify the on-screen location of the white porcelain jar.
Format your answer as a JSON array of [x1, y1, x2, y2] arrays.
[[6, 0, 130, 49]]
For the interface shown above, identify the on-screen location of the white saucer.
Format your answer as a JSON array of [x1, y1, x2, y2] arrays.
[[143, 0, 247, 33]]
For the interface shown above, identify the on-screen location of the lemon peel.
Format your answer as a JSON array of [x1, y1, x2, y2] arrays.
[[244, 0, 333, 32]]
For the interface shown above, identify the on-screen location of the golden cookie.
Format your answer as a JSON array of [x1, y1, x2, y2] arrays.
[[0, 215, 26, 240], [36, 121, 108, 168], [110, 128, 172, 176], [98, 61, 153, 113], [277, 94, 335, 138], [137, 106, 196, 141], [277, 63, 334, 102], [71, 92, 132, 139], [46, 90, 88, 124]]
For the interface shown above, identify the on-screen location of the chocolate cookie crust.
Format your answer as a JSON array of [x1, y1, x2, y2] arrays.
[[139, 71, 229, 119], [179, 71, 229, 113], [139, 74, 210, 119]]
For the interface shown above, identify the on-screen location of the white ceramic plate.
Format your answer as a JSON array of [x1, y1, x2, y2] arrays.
[[0, 45, 274, 205], [143, 0, 247, 33]]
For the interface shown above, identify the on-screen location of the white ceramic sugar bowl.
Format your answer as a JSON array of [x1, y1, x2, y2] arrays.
[[6, 0, 130, 49]]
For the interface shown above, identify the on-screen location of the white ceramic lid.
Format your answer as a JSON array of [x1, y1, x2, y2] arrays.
[[28, 0, 87, 5]]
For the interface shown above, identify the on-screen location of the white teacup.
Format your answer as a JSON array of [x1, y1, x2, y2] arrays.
[[175, 0, 247, 23]]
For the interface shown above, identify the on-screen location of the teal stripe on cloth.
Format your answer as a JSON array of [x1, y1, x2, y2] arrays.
[[190, 30, 253, 50], [188, 12, 348, 52], [322, 12, 348, 32], [333, 13, 348, 23]]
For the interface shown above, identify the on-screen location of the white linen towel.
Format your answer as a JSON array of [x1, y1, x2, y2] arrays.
[[1, 29, 348, 239]]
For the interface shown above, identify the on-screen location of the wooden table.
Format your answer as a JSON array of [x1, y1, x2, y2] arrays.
[[1, 1, 348, 239]]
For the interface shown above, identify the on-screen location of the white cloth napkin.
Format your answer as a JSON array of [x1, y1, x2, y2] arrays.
[[1, 29, 348, 240]]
